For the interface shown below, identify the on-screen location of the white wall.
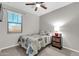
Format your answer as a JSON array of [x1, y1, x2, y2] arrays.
[[23, 13, 39, 35], [0, 4, 39, 49], [40, 2, 79, 51]]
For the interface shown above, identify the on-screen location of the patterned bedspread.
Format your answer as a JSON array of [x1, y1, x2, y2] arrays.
[[18, 34, 51, 56]]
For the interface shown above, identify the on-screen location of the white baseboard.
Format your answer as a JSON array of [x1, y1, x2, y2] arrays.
[[63, 46, 79, 53], [0, 44, 19, 52]]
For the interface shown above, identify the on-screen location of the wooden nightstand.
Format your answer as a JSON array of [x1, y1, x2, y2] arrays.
[[52, 36, 62, 49]]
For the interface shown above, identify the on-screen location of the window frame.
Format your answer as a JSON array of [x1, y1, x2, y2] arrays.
[[7, 10, 23, 33]]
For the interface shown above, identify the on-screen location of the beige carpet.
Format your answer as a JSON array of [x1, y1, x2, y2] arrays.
[[0, 45, 79, 56], [0, 46, 26, 56], [38, 46, 79, 56]]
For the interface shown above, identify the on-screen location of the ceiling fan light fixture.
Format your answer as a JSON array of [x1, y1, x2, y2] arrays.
[[36, 4, 40, 7], [25, 2, 47, 11]]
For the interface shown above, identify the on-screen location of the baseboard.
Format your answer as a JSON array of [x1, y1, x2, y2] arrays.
[[0, 44, 19, 52], [63, 46, 79, 53]]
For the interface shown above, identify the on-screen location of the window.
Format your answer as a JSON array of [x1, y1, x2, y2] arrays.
[[7, 11, 22, 33]]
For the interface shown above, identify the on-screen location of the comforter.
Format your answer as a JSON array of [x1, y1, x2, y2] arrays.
[[18, 35, 51, 56]]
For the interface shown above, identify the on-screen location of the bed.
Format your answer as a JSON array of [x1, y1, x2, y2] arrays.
[[18, 34, 52, 56]]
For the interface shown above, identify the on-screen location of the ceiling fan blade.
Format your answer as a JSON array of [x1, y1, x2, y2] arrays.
[[36, 2, 44, 4], [25, 3, 35, 5], [35, 7, 38, 11], [40, 5, 47, 9], [40, 2, 44, 4]]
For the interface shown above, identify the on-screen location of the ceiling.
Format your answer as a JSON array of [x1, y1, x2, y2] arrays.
[[3, 2, 72, 16]]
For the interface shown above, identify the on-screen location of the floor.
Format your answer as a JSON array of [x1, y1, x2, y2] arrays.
[[0, 45, 79, 56]]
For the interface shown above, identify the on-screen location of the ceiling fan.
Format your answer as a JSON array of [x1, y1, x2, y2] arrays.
[[25, 2, 47, 11]]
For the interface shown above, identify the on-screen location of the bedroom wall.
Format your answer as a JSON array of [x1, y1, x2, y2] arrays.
[[0, 4, 39, 50], [40, 2, 79, 51]]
